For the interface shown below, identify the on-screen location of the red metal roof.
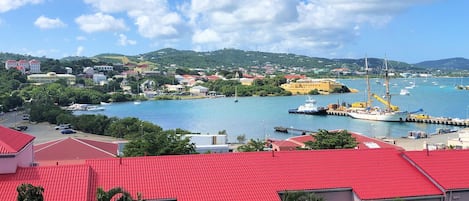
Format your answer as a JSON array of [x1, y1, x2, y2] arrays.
[[404, 149, 469, 190], [34, 137, 117, 166], [86, 149, 442, 201], [273, 131, 403, 151], [0, 125, 35, 154], [0, 165, 91, 201]]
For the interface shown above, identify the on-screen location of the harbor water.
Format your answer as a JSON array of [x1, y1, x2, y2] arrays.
[[76, 77, 469, 142]]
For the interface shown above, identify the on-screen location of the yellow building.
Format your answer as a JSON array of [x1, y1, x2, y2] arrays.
[[280, 79, 345, 94], [27, 72, 76, 85]]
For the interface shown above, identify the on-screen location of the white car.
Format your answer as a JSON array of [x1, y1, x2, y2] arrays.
[[54, 124, 71, 130]]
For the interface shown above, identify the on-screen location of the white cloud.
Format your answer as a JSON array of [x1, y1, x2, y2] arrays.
[[75, 13, 127, 33], [76, 46, 84, 56], [34, 16, 66, 29], [184, 0, 431, 56], [117, 34, 136, 46], [0, 0, 43, 13], [84, 0, 185, 38], [192, 29, 221, 43], [82, 0, 432, 57]]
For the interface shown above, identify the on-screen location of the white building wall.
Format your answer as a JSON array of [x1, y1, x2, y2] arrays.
[[0, 142, 34, 174]]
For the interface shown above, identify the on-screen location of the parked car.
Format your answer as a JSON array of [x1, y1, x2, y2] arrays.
[[10, 125, 28, 131], [22, 115, 30, 120], [55, 124, 71, 130], [60, 129, 76, 134]]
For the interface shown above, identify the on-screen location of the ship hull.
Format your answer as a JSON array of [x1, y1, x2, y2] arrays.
[[348, 111, 408, 122]]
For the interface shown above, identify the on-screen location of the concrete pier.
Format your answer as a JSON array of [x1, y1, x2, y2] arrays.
[[325, 109, 469, 127]]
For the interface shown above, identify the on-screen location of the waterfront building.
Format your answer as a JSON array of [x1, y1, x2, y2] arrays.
[[280, 78, 346, 94], [189, 86, 208, 96], [27, 72, 76, 85]]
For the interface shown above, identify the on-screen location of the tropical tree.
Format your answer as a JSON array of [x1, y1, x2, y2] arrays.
[[303, 129, 357, 150], [96, 187, 134, 201], [237, 138, 266, 152], [123, 128, 196, 157], [17, 183, 44, 201], [280, 190, 325, 201]]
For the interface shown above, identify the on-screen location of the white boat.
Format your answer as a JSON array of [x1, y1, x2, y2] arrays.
[[134, 100, 141, 105], [400, 89, 410, 96], [288, 96, 328, 115], [348, 57, 408, 122], [86, 105, 105, 111], [100, 102, 111, 105]]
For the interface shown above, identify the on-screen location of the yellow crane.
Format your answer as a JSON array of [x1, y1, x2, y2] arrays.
[[371, 93, 399, 111]]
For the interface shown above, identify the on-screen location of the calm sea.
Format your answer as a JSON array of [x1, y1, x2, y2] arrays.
[[77, 77, 469, 142]]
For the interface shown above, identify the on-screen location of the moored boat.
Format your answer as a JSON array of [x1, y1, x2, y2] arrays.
[[288, 96, 328, 115], [348, 57, 409, 122]]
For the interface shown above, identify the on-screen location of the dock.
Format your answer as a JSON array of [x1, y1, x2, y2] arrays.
[[325, 109, 469, 127], [274, 126, 314, 134]]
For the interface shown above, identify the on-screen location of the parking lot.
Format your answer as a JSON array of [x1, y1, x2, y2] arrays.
[[0, 111, 119, 144]]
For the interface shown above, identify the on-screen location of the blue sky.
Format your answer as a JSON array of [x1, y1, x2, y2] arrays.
[[0, 0, 467, 63]]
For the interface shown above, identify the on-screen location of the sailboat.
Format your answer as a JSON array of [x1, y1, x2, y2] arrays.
[[134, 82, 141, 105], [234, 86, 239, 103], [348, 57, 408, 122]]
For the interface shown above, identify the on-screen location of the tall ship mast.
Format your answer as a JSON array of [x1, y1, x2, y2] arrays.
[[348, 57, 408, 122]]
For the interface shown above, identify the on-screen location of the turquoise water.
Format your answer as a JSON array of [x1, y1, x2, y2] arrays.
[[77, 77, 469, 142]]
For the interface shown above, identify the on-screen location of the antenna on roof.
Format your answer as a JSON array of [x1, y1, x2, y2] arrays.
[[272, 149, 275, 157], [425, 143, 429, 156], [119, 157, 122, 165]]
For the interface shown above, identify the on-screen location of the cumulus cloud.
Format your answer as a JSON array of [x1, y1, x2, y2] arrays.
[[34, 16, 66, 29], [84, 0, 185, 38], [75, 13, 127, 33], [117, 34, 136, 46], [0, 0, 43, 13], [83, 0, 431, 57]]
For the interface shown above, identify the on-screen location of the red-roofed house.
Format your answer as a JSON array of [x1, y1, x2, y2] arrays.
[[271, 131, 404, 151], [34, 137, 119, 166], [284, 74, 306, 81], [404, 149, 469, 199], [0, 126, 35, 174], [0, 149, 446, 201]]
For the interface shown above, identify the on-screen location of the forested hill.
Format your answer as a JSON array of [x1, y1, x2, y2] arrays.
[[414, 57, 469, 70], [1, 49, 468, 71]]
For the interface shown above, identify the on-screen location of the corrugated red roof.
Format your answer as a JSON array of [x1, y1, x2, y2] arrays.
[[86, 149, 441, 201], [0, 165, 91, 201], [404, 149, 469, 190], [0, 125, 35, 154], [34, 137, 117, 165], [273, 131, 403, 151]]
